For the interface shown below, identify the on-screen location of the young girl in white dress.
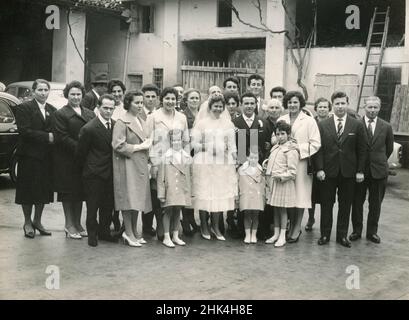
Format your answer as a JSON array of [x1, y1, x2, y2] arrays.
[[157, 129, 193, 248], [265, 121, 299, 247], [238, 150, 265, 244]]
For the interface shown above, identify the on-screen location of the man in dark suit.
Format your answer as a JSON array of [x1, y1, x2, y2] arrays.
[[315, 91, 368, 248], [232, 92, 272, 239], [81, 73, 108, 111], [76, 94, 117, 247], [350, 96, 394, 244]]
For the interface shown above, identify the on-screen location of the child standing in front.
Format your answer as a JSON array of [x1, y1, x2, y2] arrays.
[[157, 129, 193, 248], [238, 150, 265, 244], [265, 121, 299, 247]]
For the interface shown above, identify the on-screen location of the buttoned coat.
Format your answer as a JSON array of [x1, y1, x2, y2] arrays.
[[52, 104, 95, 193], [238, 163, 265, 211], [112, 111, 152, 212], [157, 150, 192, 207]]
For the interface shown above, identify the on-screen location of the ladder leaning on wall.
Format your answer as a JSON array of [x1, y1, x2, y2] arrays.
[[356, 6, 390, 112]]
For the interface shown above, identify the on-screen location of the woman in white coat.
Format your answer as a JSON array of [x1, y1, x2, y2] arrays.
[[278, 91, 321, 242]]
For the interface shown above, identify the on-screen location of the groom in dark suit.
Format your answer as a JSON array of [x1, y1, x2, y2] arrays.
[[76, 94, 117, 246], [350, 96, 394, 244], [315, 91, 368, 248]]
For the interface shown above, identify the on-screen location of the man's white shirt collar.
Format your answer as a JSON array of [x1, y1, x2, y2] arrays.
[[92, 89, 100, 99], [333, 114, 347, 127], [35, 100, 46, 118], [243, 113, 255, 122], [97, 112, 111, 128]]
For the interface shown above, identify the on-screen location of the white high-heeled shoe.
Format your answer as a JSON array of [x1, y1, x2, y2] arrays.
[[122, 233, 142, 247], [64, 228, 81, 239], [137, 238, 147, 244]]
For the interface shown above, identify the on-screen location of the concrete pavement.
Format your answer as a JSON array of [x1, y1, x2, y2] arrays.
[[0, 169, 409, 300]]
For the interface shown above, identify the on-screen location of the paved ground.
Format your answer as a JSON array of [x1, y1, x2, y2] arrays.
[[0, 169, 408, 300]]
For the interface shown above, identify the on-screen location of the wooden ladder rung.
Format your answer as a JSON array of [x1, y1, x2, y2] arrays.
[[372, 32, 384, 35], [374, 22, 385, 25]]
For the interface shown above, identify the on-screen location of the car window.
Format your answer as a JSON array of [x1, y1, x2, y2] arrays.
[[5, 86, 17, 96], [0, 100, 15, 123], [18, 87, 32, 102]]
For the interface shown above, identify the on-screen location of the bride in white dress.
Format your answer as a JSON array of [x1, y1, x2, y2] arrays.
[[191, 95, 238, 240]]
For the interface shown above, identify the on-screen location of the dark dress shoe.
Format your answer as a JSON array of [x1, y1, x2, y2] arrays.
[[337, 237, 351, 248], [23, 225, 35, 239], [32, 223, 52, 236], [349, 232, 361, 242], [317, 236, 329, 245], [88, 237, 98, 247], [367, 234, 381, 244], [287, 231, 302, 243], [305, 218, 315, 232]]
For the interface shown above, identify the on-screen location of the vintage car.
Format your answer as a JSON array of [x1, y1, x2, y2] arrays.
[[0, 92, 20, 182]]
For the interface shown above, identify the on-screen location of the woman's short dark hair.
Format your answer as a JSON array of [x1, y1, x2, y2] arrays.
[[282, 91, 306, 110], [223, 92, 240, 105], [32, 79, 50, 91], [314, 97, 332, 112], [123, 91, 144, 110], [63, 81, 85, 99], [208, 95, 225, 111], [159, 87, 178, 103], [269, 86, 286, 98], [108, 79, 126, 94], [275, 120, 292, 135]]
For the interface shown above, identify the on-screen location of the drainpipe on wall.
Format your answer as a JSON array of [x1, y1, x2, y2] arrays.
[[123, 29, 131, 84]]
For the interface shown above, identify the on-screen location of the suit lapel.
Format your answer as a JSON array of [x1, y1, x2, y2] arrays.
[[121, 112, 146, 142], [31, 100, 46, 124], [95, 117, 112, 145], [372, 118, 382, 144], [339, 116, 353, 145], [327, 116, 339, 144]]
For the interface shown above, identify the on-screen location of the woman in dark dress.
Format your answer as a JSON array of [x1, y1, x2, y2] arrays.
[[180, 88, 201, 235], [305, 97, 332, 231], [15, 79, 57, 238], [52, 81, 95, 239]]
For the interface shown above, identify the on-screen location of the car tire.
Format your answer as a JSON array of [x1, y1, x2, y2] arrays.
[[10, 156, 18, 183]]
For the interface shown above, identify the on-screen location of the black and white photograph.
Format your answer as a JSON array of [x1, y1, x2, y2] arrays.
[[0, 0, 408, 303]]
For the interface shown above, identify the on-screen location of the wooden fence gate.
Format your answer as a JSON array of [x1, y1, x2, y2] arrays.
[[181, 61, 264, 98]]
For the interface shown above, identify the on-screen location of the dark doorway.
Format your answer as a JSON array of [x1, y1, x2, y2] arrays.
[[377, 67, 401, 121], [0, 0, 53, 85]]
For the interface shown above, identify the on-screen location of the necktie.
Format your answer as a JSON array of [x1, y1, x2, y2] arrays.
[[106, 122, 111, 130], [367, 119, 374, 141], [337, 118, 343, 139]]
